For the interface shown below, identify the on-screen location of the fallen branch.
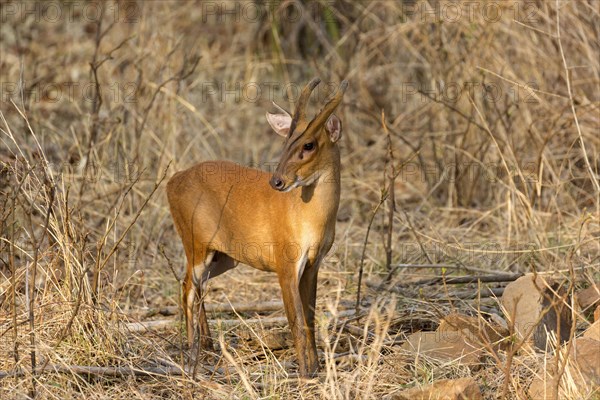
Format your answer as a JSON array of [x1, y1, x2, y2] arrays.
[[367, 273, 522, 293], [127, 309, 357, 333], [404, 273, 523, 287], [126, 320, 175, 332], [1, 364, 184, 379], [342, 323, 376, 339], [433, 287, 505, 300], [366, 279, 507, 300], [146, 300, 284, 317]]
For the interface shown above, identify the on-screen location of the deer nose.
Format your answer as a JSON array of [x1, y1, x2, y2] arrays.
[[270, 175, 285, 191]]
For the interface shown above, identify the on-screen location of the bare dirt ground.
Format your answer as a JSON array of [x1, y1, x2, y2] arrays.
[[1, 1, 598, 399]]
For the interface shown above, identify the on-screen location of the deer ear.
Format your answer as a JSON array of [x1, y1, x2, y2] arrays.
[[266, 109, 292, 138], [325, 114, 342, 143]]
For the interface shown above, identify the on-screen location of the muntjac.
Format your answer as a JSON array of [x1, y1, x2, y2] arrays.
[[167, 78, 348, 377]]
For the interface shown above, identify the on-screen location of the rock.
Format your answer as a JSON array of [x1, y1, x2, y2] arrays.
[[402, 330, 481, 366], [527, 376, 555, 400], [577, 282, 600, 313], [401, 314, 507, 366], [583, 320, 600, 341], [392, 377, 482, 400], [528, 337, 600, 399], [572, 338, 600, 386], [439, 313, 509, 349], [501, 274, 572, 350]]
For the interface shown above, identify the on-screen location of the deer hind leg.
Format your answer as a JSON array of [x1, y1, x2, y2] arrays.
[[182, 250, 216, 349], [188, 250, 238, 351], [194, 250, 216, 350], [197, 252, 237, 350]]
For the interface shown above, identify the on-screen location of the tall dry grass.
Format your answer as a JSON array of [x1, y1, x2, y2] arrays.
[[1, 0, 598, 398]]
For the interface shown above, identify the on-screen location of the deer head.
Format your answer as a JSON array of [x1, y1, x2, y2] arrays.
[[266, 78, 348, 192]]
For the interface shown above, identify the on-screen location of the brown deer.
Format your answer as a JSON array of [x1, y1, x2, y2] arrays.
[[167, 78, 348, 377]]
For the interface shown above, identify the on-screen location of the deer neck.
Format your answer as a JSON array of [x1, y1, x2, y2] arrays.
[[297, 146, 341, 221]]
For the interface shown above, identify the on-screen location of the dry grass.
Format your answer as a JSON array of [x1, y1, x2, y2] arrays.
[[1, 0, 599, 399]]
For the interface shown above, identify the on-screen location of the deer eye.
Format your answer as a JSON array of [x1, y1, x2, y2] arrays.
[[303, 142, 315, 151]]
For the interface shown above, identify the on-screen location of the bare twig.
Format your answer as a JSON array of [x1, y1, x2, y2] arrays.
[[218, 334, 258, 397], [555, 0, 599, 195], [94, 163, 170, 300], [356, 197, 386, 312], [382, 110, 396, 275], [134, 52, 201, 158]]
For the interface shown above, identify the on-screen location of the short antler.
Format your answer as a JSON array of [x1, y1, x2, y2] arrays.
[[306, 80, 348, 132], [289, 77, 321, 136]]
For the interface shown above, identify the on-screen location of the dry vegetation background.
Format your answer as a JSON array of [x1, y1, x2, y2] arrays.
[[0, 0, 599, 399]]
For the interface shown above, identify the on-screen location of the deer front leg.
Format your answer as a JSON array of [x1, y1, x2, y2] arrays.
[[196, 284, 214, 350], [278, 269, 314, 377], [299, 263, 319, 374]]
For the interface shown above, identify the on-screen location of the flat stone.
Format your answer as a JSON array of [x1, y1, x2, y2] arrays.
[[572, 338, 600, 386], [392, 377, 482, 400], [501, 274, 572, 350], [402, 329, 480, 365], [583, 320, 600, 341], [440, 313, 509, 350], [402, 331, 478, 364], [528, 376, 557, 400], [528, 337, 600, 399], [577, 283, 600, 312], [402, 313, 510, 366]]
